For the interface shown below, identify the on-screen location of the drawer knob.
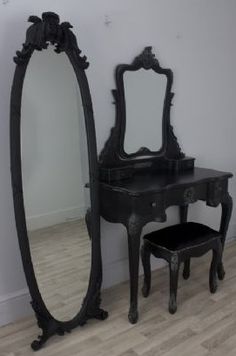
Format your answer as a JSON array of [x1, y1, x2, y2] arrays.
[[151, 202, 157, 208]]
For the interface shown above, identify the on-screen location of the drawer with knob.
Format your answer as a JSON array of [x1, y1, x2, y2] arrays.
[[166, 184, 207, 207]]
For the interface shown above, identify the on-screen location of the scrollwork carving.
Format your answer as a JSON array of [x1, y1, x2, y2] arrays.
[[183, 187, 196, 204], [171, 253, 179, 272], [30, 300, 70, 351], [83, 285, 108, 322], [165, 92, 185, 159], [132, 46, 160, 70], [14, 12, 89, 68], [127, 213, 143, 236]]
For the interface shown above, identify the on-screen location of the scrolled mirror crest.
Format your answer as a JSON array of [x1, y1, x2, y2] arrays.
[[14, 12, 89, 68], [132, 46, 160, 70]]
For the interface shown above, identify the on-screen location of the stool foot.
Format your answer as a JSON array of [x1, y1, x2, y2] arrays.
[[210, 279, 217, 294], [142, 283, 150, 298]]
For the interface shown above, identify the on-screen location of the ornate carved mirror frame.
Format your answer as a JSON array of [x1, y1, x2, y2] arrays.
[[10, 12, 107, 350], [99, 47, 194, 182]]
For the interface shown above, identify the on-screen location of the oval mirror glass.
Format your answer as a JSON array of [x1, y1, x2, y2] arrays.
[[21, 45, 90, 321]]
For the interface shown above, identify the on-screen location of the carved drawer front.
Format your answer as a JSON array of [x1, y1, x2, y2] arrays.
[[207, 180, 227, 206], [166, 184, 207, 207]]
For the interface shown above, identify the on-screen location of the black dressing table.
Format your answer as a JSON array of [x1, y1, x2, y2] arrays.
[[98, 47, 233, 323], [99, 168, 232, 323]]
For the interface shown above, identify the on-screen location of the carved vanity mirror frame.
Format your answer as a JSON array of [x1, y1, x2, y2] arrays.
[[10, 12, 107, 351], [99, 47, 194, 182]]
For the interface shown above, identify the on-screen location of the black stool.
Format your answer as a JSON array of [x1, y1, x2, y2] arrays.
[[141, 222, 223, 314]]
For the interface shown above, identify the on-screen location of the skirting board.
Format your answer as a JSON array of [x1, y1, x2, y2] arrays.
[[102, 255, 166, 289], [26, 205, 86, 231], [0, 288, 32, 327], [1, 227, 236, 327]]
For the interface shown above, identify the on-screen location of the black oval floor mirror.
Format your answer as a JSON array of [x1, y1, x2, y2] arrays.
[[10, 12, 108, 351]]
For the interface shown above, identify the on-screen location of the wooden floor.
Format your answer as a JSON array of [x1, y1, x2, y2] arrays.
[[29, 219, 91, 321], [1, 240, 236, 356]]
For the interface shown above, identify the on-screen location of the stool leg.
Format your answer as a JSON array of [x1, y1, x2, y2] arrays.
[[183, 259, 190, 280], [210, 240, 222, 294], [169, 253, 180, 314], [141, 243, 151, 298]]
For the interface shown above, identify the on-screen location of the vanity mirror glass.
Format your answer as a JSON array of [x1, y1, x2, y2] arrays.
[[21, 46, 90, 321], [123, 69, 167, 154]]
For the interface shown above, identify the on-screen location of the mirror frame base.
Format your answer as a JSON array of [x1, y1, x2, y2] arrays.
[[30, 298, 108, 351]]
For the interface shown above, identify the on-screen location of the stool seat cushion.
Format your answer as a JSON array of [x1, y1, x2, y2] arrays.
[[144, 222, 221, 251]]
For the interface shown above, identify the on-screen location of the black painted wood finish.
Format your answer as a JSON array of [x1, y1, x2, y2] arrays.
[[100, 167, 233, 323], [10, 12, 107, 350], [98, 46, 233, 324], [99, 47, 195, 182], [141, 222, 223, 314]]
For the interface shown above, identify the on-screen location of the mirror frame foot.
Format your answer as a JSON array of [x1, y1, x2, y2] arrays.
[[93, 308, 109, 320], [31, 296, 108, 350], [31, 300, 70, 351], [82, 291, 109, 322]]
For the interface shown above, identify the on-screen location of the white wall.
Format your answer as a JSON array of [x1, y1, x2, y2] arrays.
[[0, 0, 236, 325]]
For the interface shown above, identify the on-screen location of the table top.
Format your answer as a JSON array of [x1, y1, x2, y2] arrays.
[[100, 167, 233, 196]]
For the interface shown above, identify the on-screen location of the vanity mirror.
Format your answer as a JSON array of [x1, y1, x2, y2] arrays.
[[10, 12, 107, 350], [99, 47, 194, 182]]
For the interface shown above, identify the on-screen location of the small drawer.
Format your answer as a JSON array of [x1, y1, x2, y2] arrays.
[[135, 193, 164, 218], [166, 184, 207, 207], [150, 201, 158, 208], [148, 194, 164, 211]]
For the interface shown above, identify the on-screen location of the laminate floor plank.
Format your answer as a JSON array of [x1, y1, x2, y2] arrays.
[[0, 240, 236, 356]]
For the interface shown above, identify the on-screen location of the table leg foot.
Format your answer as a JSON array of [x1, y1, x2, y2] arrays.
[[169, 296, 177, 315], [128, 307, 138, 324]]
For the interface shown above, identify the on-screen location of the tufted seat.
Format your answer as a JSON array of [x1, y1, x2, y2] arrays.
[[141, 222, 223, 314]]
